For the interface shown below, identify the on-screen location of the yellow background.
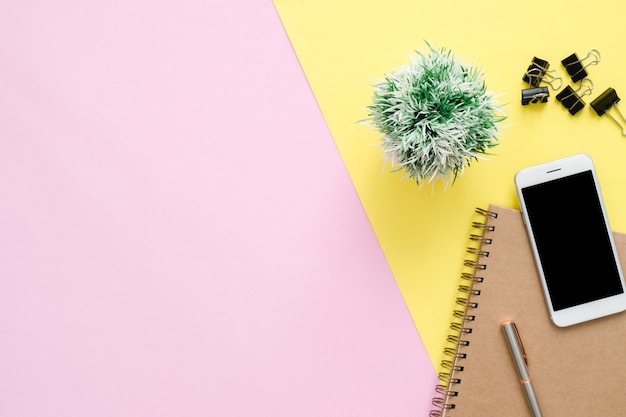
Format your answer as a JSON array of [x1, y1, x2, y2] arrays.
[[274, 0, 626, 371]]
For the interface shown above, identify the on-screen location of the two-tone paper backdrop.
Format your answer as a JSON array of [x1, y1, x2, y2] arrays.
[[0, 1, 436, 416], [274, 0, 626, 369]]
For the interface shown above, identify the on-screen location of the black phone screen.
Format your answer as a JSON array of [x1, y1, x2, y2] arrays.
[[521, 170, 624, 311]]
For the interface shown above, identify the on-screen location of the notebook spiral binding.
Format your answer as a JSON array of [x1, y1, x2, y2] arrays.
[[429, 207, 497, 417]]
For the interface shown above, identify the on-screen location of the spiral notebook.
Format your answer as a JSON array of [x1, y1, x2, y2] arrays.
[[430, 204, 626, 417]]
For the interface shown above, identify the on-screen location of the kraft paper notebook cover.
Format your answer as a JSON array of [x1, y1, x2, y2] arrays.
[[430, 204, 626, 416]]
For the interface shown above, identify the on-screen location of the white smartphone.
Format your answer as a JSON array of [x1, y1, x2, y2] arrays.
[[515, 153, 626, 327]]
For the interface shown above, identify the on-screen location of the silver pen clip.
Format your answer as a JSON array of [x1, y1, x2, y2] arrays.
[[510, 322, 528, 365]]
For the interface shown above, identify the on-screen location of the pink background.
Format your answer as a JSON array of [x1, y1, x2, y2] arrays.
[[0, 1, 436, 416]]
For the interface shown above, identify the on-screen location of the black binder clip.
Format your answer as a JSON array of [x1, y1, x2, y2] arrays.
[[522, 57, 562, 90], [555, 79, 593, 115], [521, 86, 549, 105], [590, 87, 626, 136], [561, 49, 600, 82]]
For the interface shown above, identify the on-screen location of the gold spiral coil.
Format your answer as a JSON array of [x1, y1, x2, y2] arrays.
[[430, 207, 496, 415]]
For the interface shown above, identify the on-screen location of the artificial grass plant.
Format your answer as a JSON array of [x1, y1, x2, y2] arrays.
[[364, 43, 505, 186]]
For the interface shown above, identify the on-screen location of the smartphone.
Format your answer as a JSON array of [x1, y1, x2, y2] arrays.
[[515, 153, 626, 327]]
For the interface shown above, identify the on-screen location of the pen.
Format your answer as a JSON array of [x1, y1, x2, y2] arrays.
[[501, 321, 543, 417]]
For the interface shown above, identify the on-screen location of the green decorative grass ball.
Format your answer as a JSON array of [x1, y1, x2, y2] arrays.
[[365, 44, 505, 185]]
